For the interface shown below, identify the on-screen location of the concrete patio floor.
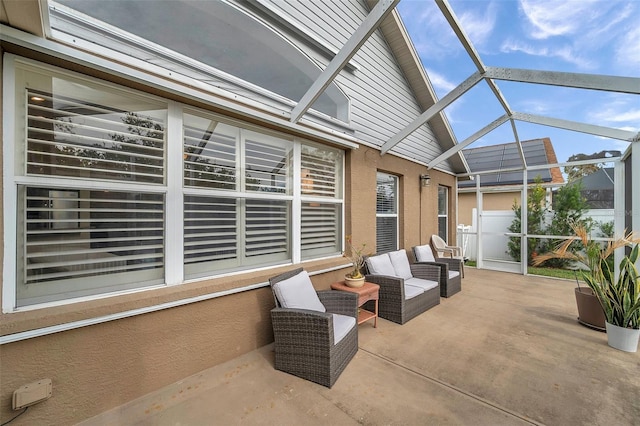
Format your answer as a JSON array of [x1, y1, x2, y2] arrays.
[[79, 268, 640, 425]]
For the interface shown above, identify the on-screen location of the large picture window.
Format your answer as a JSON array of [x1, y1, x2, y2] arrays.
[[376, 172, 398, 254], [4, 57, 344, 309]]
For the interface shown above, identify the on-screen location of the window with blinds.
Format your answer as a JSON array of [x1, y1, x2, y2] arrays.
[[438, 186, 449, 242], [300, 145, 343, 259], [183, 117, 237, 190], [184, 196, 290, 278], [12, 62, 168, 306], [18, 187, 165, 305], [376, 172, 398, 254], [7, 58, 344, 309], [26, 88, 165, 184]]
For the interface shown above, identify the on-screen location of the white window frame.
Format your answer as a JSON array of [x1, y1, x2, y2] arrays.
[[438, 186, 449, 243], [376, 172, 399, 253], [2, 55, 345, 312]]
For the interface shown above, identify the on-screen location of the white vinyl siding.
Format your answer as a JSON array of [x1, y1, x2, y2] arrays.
[[5, 57, 344, 309], [376, 172, 398, 254]]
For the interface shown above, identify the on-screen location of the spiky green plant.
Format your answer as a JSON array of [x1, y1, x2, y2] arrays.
[[534, 222, 640, 329], [587, 244, 639, 329]]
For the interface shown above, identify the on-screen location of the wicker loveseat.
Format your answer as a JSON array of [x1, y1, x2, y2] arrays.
[[363, 250, 441, 325], [412, 244, 462, 298], [269, 268, 359, 388]]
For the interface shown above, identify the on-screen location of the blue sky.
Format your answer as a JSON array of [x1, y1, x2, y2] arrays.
[[397, 0, 640, 164]]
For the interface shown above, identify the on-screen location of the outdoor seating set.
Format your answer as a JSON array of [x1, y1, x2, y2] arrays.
[[268, 238, 464, 388]]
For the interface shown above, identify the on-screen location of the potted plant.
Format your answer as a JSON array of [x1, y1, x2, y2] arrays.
[[593, 244, 640, 351], [534, 223, 640, 351], [344, 235, 367, 288]]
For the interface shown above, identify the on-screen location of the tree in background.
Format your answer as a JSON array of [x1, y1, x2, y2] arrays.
[[541, 181, 592, 268], [564, 150, 620, 182], [507, 177, 547, 265]]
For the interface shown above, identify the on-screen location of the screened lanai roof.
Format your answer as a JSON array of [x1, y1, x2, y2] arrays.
[[1, 0, 638, 177]]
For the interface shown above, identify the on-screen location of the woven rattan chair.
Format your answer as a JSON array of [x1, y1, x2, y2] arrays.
[[412, 244, 462, 297], [363, 250, 440, 325], [269, 268, 359, 388]]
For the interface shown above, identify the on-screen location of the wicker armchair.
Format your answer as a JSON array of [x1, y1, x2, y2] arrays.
[[269, 268, 359, 388], [412, 244, 462, 297], [363, 250, 440, 325]]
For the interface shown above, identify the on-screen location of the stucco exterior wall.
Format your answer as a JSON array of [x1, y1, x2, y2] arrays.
[[458, 191, 521, 226], [0, 5, 456, 424], [1, 143, 454, 425]]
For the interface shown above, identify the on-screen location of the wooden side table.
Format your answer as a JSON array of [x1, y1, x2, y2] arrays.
[[330, 281, 379, 327]]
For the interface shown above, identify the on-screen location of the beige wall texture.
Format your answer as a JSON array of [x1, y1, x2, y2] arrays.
[[0, 51, 457, 424], [458, 191, 521, 226]]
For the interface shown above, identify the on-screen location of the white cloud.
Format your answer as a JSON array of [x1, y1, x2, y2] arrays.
[[587, 96, 640, 128], [519, 0, 606, 40], [425, 68, 457, 94], [500, 39, 594, 69], [615, 25, 640, 72], [458, 2, 498, 47]]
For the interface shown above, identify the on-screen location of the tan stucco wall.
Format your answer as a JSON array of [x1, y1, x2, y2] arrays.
[[0, 49, 457, 425], [348, 147, 456, 252], [458, 191, 521, 226]]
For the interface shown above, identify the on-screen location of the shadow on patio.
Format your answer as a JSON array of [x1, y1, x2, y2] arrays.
[[80, 268, 639, 426]]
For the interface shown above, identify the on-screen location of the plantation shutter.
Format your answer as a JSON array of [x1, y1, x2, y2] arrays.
[[376, 173, 398, 254], [27, 89, 165, 184], [183, 118, 238, 190], [300, 146, 342, 258], [19, 187, 165, 304]]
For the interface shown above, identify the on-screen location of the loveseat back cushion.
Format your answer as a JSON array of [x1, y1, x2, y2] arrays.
[[272, 270, 326, 312], [405, 277, 439, 292], [366, 253, 396, 277], [414, 245, 436, 262], [404, 284, 424, 300], [332, 314, 356, 345], [389, 250, 413, 280]]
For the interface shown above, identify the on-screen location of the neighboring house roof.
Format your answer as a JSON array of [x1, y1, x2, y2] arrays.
[[570, 167, 614, 191], [458, 138, 565, 188]]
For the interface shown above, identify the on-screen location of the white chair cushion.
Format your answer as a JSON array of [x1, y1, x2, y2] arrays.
[[404, 284, 424, 300], [405, 277, 439, 292], [414, 245, 436, 262], [449, 270, 460, 279], [273, 270, 326, 312], [389, 250, 413, 280], [332, 314, 356, 345], [366, 253, 396, 276]]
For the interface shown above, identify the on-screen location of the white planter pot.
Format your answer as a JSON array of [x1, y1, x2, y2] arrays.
[[605, 322, 640, 353]]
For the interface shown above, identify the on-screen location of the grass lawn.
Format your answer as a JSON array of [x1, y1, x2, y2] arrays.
[[465, 261, 583, 281]]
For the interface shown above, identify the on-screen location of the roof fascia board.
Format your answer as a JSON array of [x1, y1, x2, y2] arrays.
[[290, 0, 399, 123], [1, 25, 359, 149], [512, 112, 637, 141], [485, 67, 640, 95], [381, 70, 483, 154], [428, 114, 509, 169]]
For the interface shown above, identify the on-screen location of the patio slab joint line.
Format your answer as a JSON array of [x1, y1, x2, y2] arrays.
[[359, 347, 544, 426]]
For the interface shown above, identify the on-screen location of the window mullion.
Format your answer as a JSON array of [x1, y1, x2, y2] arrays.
[[292, 142, 301, 264], [165, 101, 184, 285]]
